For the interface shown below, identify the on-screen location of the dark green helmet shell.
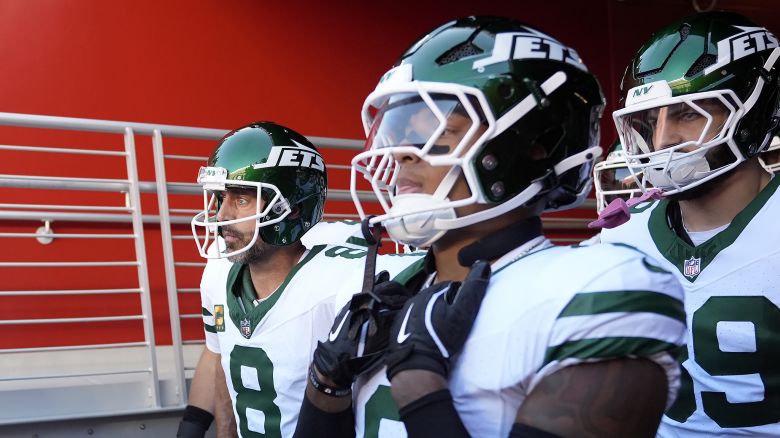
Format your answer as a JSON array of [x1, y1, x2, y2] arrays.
[[209, 122, 327, 246], [394, 16, 604, 210], [620, 11, 780, 157]]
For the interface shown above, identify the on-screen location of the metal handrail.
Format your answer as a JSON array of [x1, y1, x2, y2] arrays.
[[0, 369, 151, 382], [174, 262, 207, 267], [0, 315, 144, 325], [122, 127, 161, 408], [0, 232, 135, 239], [0, 341, 148, 354], [0, 261, 139, 267], [0, 288, 141, 296], [0, 144, 127, 156], [152, 129, 187, 405], [0, 111, 364, 149], [0, 203, 132, 212]]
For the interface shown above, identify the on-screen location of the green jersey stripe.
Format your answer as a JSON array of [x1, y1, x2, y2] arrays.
[[202, 307, 212, 316], [559, 290, 685, 323], [346, 236, 369, 247], [204, 323, 217, 333], [543, 336, 681, 366]]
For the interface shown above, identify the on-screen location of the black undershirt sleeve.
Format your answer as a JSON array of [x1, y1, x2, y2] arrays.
[[397, 389, 470, 438], [509, 423, 563, 438], [293, 394, 355, 438]]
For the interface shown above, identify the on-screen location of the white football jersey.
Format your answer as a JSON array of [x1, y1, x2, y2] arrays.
[[601, 177, 780, 437], [200, 239, 423, 437], [201, 220, 364, 351], [349, 239, 687, 438], [300, 220, 364, 249]]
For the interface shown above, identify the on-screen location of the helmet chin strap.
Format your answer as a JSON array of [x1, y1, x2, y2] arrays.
[[384, 165, 463, 248], [385, 146, 600, 247], [646, 149, 716, 190], [434, 145, 601, 231]]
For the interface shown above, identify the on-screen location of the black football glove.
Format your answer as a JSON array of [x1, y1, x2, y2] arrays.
[[312, 271, 414, 389], [385, 260, 491, 380]]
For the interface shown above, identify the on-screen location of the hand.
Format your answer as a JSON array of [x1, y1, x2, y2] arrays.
[[385, 260, 491, 380], [313, 271, 414, 389]]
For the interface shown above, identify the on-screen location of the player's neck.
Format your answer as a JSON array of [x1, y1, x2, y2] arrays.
[[678, 159, 771, 232], [247, 243, 306, 300], [431, 209, 533, 283]]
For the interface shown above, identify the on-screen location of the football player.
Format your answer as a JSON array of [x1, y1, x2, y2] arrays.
[[601, 12, 780, 437], [177, 219, 365, 438], [188, 122, 422, 438], [295, 17, 686, 438]]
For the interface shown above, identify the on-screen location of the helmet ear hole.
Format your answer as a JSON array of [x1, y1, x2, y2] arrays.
[[526, 143, 549, 161]]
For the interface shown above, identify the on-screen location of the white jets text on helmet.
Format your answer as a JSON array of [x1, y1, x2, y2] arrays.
[[703, 26, 778, 75], [252, 140, 325, 171], [473, 31, 587, 72]]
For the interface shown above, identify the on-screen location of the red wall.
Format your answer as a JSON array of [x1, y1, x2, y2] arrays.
[[1, 0, 777, 348]]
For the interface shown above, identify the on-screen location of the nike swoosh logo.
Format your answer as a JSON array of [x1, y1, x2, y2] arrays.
[[396, 304, 414, 344], [329, 311, 350, 342]]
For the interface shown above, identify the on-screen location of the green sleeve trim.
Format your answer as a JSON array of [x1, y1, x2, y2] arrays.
[[204, 324, 217, 334], [559, 290, 685, 323], [392, 257, 427, 285], [543, 336, 681, 367], [202, 307, 212, 316], [346, 236, 369, 247]]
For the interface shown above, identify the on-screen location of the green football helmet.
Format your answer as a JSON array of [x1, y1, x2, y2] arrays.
[[191, 122, 327, 259], [613, 12, 780, 195], [593, 140, 642, 213], [351, 16, 604, 247]]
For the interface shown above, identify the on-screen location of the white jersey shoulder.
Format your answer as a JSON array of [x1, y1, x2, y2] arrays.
[[200, 239, 233, 353], [602, 180, 780, 437], [213, 243, 423, 437], [301, 220, 364, 248], [333, 251, 427, 310], [354, 241, 686, 438]]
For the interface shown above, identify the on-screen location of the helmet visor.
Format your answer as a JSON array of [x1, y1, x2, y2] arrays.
[[613, 94, 742, 193], [364, 92, 485, 158], [191, 167, 290, 259], [616, 97, 732, 156]]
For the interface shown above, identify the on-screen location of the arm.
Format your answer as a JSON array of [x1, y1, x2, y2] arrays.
[[215, 359, 238, 438], [189, 347, 219, 412], [295, 273, 416, 438], [177, 347, 218, 437], [386, 261, 491, 438], [514, 358, 667, 438], [293, 369, 355, 438]]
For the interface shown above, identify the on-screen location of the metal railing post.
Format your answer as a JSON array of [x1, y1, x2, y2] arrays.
[[123, 127, 161, 408], [152, 129, 187, 406]]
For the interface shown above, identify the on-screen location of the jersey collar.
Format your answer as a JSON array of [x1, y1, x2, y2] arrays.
[[650, 175, 780, 282]]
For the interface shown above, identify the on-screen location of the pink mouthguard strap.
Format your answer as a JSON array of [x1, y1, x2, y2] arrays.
[[588, 189, 663, 229]]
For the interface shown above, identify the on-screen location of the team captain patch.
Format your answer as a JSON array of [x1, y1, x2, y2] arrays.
[[214, 304, 225, 332]]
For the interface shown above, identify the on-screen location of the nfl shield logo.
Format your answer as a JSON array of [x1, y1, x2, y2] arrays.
[[240, 318, 252, 339], [683, 256, 701, 279]]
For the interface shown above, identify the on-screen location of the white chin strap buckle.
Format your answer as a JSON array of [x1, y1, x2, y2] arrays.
[[384, 194, 455, 248]]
